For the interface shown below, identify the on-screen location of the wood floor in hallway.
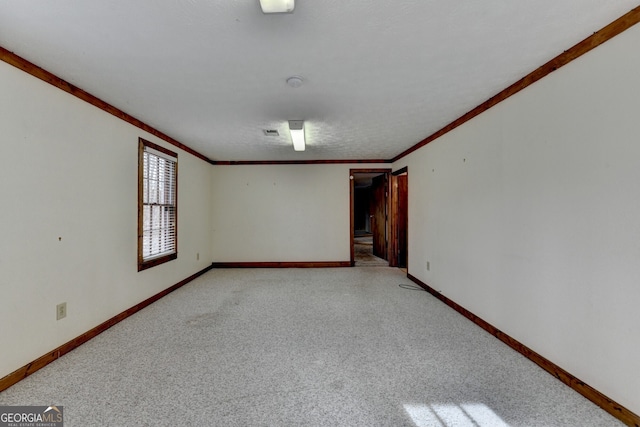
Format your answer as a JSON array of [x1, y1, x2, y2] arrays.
[[353, 235, 388, 267]]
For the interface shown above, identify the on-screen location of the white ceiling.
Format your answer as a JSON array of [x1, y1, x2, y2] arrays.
[[1, 1, 637, 161]]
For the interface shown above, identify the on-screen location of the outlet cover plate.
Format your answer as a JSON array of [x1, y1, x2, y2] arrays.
[[56, 302, 67, 320]]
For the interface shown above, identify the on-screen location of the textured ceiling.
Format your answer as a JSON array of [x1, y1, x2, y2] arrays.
[[1, 1, 638, 161]]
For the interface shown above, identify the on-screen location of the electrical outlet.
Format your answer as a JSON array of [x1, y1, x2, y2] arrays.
[[196, 252, 200, 261], [426, 261, 430, 271], [56, 302, 67, 320]]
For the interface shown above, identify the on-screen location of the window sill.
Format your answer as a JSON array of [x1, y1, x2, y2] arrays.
[[138, 252, 177, 271]]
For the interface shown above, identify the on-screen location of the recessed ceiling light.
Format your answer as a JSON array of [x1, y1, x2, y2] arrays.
[[286, 76, 303, 88]]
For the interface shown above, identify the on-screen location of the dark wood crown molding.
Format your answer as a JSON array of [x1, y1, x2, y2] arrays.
[[3, 6, 639, 166], [212, 159, 389, 165], [0, 46, 211, 164], [392, 6, 640, 163]]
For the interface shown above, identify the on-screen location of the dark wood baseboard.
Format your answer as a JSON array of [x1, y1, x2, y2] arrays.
[[407, 273, 640, 427], [0, 264, 214, 393], [211, 261, 351, 268]]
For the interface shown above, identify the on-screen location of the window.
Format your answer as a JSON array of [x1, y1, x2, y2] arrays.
[[138, 138, 177, 271]]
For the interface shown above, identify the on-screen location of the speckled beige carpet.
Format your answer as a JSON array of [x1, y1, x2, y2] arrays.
[[0, 268, 624, 426]]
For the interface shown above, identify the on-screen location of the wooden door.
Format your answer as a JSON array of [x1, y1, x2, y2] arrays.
[[396, 174, 408, 267], [371, 174, 387, 260], [389, 172, 408, 267]]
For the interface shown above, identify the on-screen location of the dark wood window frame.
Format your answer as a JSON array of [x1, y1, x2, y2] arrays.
[[138, 138, 178, 271]]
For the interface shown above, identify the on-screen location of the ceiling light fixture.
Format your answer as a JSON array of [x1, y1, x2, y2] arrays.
[[259, 0, 295, 14], [288, 120, 305, 151]]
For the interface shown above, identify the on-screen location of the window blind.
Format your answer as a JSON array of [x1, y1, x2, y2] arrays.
[[142, 146, 177, 260]]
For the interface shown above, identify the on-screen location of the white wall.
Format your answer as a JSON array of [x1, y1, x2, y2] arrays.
[[211, 164, 385, 262], [0, 60, 213, 379], [394, 23, 640, 413]]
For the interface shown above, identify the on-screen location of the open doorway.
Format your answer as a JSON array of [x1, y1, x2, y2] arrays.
[[350, 169, 391, 267]]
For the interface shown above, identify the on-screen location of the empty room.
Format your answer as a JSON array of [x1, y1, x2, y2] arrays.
[[1, 1, 639, 426]]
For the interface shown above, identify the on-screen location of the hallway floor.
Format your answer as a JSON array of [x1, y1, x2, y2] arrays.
[[353, 235, 388, 267], [0, 268, 623, 426]]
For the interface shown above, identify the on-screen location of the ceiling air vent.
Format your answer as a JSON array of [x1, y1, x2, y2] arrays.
[[263, 129, 279, 136]]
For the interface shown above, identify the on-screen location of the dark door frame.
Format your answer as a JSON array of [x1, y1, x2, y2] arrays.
[[350, 168, 392, 266], [389, 166, 408, 268]]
